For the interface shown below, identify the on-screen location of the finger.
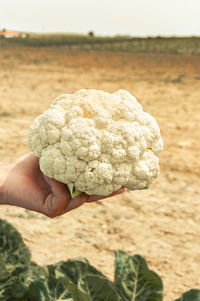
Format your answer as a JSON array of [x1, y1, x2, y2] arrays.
[[87, 186, 125, 203], [61, 193, 88, 214], [43, 175, 71, 212]]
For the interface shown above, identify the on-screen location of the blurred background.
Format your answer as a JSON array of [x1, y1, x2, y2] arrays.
[[0, 1, 200, 300], [0, 0, 200, 53], [1, 0, 200, 36]]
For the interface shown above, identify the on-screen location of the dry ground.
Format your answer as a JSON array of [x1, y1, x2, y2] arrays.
[[0, 47, 200, 300]]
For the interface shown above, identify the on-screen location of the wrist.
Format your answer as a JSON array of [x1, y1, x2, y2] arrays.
[[0, 165, 10, 205]]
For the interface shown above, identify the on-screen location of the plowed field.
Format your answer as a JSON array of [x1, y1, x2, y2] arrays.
[[0, 47, 200, 300]]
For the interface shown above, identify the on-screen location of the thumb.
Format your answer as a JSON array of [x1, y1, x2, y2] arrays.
[[43, 175, 71, 214], [44, 175, 68, 198]]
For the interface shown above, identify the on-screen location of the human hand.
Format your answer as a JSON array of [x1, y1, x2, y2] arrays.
[[0, 153, 124, 217]]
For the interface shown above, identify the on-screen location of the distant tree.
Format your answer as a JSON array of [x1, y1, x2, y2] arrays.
[[88, 31, 94, 38]]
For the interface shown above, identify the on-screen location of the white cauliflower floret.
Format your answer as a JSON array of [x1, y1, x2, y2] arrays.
[[28, 89, 163, 196]]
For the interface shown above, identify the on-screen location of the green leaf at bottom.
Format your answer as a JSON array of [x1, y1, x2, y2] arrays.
[[175, 289, 200, 301], [79, 274, 122, 301], [114, 250, 163, 301]]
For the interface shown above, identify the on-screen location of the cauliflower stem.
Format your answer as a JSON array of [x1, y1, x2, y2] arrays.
[[67, 183, 82, 198]]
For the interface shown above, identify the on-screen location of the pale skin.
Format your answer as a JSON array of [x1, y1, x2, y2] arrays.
[[0, 153, 125, 218]]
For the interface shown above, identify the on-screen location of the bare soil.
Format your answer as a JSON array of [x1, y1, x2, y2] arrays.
[[0, 47, 200, 300]]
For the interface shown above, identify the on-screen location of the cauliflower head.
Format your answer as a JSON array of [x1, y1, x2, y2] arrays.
[[28, 89, 163, 196]]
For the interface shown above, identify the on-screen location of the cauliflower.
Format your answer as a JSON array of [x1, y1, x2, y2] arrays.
[[28, 89, 163, 196]]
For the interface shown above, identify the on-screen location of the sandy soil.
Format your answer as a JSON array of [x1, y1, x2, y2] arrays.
[[0, 47, 200, 300]]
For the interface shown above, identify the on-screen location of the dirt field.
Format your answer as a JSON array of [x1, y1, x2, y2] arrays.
[[0, 47, 200, 300]]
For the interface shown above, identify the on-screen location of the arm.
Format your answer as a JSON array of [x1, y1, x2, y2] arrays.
[[0, 153, 124, 217]]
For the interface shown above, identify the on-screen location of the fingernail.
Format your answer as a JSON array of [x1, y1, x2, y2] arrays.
[[117, 187, 125, 194], [81, 193, 89, 203]]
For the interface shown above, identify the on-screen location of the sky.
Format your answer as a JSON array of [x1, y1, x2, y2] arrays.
[[0, 0, 200, 37]]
